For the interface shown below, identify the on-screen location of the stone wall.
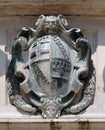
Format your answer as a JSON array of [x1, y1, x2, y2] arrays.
[[0, 0, 105, 16], [0, 1, 104, 130]]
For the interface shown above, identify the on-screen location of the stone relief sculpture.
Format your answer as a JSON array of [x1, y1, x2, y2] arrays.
[[6, 15, 95, 118]]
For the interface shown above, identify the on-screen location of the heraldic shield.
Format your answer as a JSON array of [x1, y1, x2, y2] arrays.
[[6, 15, 96, 118]]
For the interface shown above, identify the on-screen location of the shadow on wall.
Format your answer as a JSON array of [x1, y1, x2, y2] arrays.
[[103, 67, 105, 92], [83, 29, 98, 55], [0, 48, 9, 77]]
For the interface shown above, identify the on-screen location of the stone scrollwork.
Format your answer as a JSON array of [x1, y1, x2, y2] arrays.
[[6, 15, 95, 118]]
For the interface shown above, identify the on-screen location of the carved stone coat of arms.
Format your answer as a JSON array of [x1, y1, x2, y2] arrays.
[[6, 15, 95, 118]]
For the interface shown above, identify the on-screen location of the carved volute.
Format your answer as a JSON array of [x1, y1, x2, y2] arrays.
[[6, 15, 95, 118]]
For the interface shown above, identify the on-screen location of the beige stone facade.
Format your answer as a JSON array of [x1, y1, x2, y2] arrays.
[[0, 0, 105, 16], [0, 0, 105, 130]]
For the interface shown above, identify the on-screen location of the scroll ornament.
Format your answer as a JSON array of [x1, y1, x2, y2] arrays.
[[6, 15, 95, 118]]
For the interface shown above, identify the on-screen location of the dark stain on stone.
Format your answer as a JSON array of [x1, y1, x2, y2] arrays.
[[50, 121, 62, 130], [78, 120, 90, 130]]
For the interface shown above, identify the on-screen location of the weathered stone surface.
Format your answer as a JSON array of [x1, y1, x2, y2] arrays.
[[0, 1, 104, 16], [0, 14, 104, 129], [0, 107, 105, 130], [6, 15, 95, 118]]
